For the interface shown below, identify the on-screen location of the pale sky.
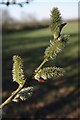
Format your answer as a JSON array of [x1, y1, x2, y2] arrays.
[[0, 0, 79, 21]]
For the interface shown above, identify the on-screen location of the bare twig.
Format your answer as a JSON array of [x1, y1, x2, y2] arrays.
[[0, 0, 33, 7]]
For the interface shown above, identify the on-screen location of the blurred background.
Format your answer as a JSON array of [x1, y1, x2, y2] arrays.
[[0, 0, 79, 119]]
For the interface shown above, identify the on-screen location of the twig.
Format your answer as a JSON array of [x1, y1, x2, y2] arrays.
[[0, 0, 32, 6], [0, 85, 23, 109]]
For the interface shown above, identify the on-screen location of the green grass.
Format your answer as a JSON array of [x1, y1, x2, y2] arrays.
[[2, 21, 79, 118]]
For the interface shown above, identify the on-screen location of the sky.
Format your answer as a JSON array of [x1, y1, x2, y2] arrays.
[[0, 0, 79, 21]]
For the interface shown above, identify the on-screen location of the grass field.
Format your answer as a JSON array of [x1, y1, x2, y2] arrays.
[[2, 21, 79, 119]]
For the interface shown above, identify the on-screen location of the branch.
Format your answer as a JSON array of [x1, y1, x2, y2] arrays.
[[0, 7, 69, 109], [0, 0, 33, 7]]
